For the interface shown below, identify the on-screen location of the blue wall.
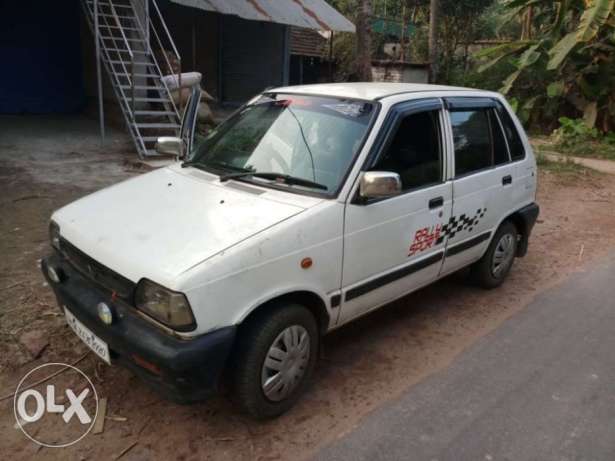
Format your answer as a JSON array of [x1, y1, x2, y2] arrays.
[[0, 0, 85, 113]]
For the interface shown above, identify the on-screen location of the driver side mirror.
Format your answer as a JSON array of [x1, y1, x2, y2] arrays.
[[155, 136, 184, 158], [359, 171, 402, 199]]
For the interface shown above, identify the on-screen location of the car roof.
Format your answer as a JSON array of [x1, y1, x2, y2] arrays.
[[269, 82, 482, 101]]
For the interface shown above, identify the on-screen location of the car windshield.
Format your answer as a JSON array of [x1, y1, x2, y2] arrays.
[[188, 93, 376, 193]]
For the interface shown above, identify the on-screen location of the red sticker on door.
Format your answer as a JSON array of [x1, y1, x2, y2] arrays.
[[408, 225, 442, 256]]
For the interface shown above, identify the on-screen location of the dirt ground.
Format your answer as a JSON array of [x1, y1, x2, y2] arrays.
[[1, 115, 615, 460]]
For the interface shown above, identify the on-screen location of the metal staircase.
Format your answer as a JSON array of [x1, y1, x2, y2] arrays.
[[81, 0, 183, 158]]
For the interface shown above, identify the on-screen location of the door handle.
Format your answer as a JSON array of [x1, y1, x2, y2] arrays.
[[429, 196, 444, 209], [502, 175, 512, 185]]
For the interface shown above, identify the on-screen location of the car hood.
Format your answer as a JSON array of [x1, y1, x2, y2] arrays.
[[53, 166, 310, 287]]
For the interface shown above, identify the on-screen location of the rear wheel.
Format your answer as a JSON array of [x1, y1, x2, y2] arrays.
[[231, 303, 319, 419], [471, 221, 518, 289]]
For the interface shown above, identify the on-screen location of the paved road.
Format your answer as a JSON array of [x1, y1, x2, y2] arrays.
[[315, 255, 615, 461]]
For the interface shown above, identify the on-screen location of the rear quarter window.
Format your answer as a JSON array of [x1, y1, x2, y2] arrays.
[[496, 103, 526, 161]]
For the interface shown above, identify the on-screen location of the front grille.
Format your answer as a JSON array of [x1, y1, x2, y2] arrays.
[[60, 238, 135, 300]]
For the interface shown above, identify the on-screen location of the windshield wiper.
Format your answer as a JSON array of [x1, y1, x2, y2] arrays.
[[182, 159, 250, 174], [180, 160, 214, 172], [219, 171, 328, 191]]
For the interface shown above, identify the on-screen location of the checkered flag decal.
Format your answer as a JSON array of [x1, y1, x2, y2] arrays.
[[435, 207, 487, 245]]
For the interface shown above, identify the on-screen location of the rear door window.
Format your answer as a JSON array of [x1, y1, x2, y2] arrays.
[[450, 109, 492, 176]]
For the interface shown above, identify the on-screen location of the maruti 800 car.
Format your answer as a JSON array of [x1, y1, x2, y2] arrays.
[[42, 82, 539, 419]]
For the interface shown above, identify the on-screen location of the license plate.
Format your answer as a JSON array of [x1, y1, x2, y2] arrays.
[[65, 308, 111, 364]]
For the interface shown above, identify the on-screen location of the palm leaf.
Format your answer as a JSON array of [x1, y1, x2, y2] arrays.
[[517, 42, 542, 67], [498, 43, 542, 94], [583, 101, 598, 127], [473, 41, 533, 59], [500, 69, 522, 94], [551, 0, 570, 34], [547, 32, 578, 69], [577, 0, 615, 42], [547, 81, 566, 97], [476, 43, 532, 73]]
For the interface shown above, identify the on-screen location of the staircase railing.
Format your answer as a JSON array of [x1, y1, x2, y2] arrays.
[[131, 0, 183, 111], [82, 0, 184, 158], [106, 0, 137, 113]]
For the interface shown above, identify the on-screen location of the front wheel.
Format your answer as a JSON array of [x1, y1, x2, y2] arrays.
[[471, 221, 518, 289], [230, 304, 319, 419]]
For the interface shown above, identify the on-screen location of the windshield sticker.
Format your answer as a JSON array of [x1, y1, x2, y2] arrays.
[[323, 103, 371, 118]]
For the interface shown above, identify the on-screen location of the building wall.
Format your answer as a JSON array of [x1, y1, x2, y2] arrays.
[[372, 64, 429, 84], [220, 15, 288, 104], [0, 0, 85, 113], [162, 4, 289, 104], [161, 3, 219, 99]]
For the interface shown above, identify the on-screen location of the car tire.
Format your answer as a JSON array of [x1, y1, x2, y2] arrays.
[[471, 220, 518, 289], [230, 303, 319, 419]]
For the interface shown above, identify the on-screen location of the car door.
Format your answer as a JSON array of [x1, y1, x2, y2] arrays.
[[439, 97, 516, 276], [338, 98, 453, 325]]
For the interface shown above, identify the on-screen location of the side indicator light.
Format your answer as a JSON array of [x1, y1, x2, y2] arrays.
[[300, 257, 313, 269]]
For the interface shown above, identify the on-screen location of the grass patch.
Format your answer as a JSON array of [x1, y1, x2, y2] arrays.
[[554, 139, 615, 161], [535, 151, 600, 178], [532, 134, 615, 162]]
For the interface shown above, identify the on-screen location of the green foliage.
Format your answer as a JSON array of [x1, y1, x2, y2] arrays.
[[547, 81, 565, 98], [577, 0, 615, 41], [551, 116, 615, 160], [554, 117, 600, 142], [535, 152, 597, 176], [475, 0, 615, 133]]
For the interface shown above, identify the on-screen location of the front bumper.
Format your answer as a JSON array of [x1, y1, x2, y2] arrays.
[[42, 252, 236, 403]]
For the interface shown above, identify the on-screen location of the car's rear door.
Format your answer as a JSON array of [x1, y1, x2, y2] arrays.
[[338, 99, 453, 324], [439, 97, 517, 275]]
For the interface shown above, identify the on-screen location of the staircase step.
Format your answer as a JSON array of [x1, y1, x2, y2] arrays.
[[101, 35, 146, 43], [131, 97, 172, 102], [116, 72, 161, 78], [87, 1, 133, 8], [134, 123, 181, 129], [100, 25, 141, 32], [116, 84, 165, 90], [142, 136, 162, 142], [105, 48, 149, 55], [96, 13, 138, 21], [134, 110, 178, 116], [104, 59, 153, 66]]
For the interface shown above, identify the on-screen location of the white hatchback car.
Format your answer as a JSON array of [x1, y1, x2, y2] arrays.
[[43, 83, 539, 419]]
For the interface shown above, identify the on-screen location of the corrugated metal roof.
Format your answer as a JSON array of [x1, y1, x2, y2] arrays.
[[290, 26, 327, 57], [169, 0, 355, 32]]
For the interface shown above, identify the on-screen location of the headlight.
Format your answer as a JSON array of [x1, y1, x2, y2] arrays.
[[134, 279, 195, 331], [49, 220, 61, 250]]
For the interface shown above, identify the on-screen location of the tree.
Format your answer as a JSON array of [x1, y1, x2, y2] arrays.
[[356, 0, 374, 81], [428, 0, 440, 81], [438, 0, 496, 82], [476, 0, 615, 132]]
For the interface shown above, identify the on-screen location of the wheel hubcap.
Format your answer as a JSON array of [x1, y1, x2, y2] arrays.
[[261, 325, 310, 402], [492, 233, 515, 277]]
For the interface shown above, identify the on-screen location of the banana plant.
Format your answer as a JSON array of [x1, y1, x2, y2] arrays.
[[475, 0, 615, 131]]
